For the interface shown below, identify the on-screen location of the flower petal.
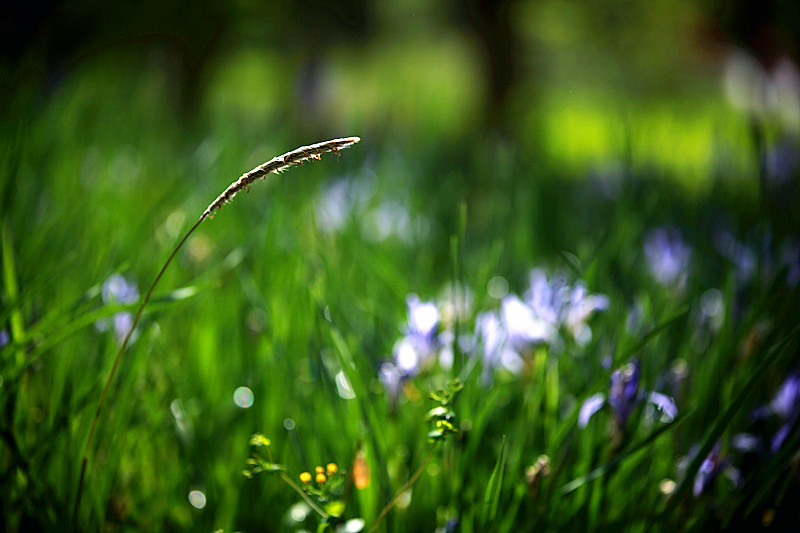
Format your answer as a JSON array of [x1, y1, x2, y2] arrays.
[[578, 393, 606, 428], [647, 391, 678, 422]]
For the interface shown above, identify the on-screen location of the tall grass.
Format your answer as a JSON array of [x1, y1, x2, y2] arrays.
[[1, 59, 799, 533]]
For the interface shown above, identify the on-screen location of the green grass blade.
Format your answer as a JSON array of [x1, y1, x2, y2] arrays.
[[662, 324, 800, 520], [558, 411, 686, 496], [483, 435, 507, 524]]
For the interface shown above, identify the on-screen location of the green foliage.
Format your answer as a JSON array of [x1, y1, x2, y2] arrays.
[[2, 27, 800, 533]]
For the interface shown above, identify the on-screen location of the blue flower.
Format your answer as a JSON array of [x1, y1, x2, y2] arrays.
[[474, 309, 525, 378], [380, 294, 451, 400], [733, 373, 800, 458], [644, 228, 691, 287], [693, 443, 730, 497], [579, 359, 678, 429], [523, 269, 609, 345], [96, 273, 139, 344], [677, 443, 741, 498], [766, 373, 800, 453]]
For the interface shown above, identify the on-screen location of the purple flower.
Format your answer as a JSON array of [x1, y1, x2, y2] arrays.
[[677, 443, 741, 498], [780, 238, 800, 287], [0, 329, 9, 348], [405, 294, 440, 341], [770, 373, 800, 421], [474, 309, 525, 379], [471, 269, 609, 381], [644, 228, 691, 287], [379, 362, 406, 404], [768, 373, 800, 452], [579, 359, 678, 429], [608, 359, 642, 428], [96, 274, 139, 344], [380, 294, 450, 400], [501, 295, 555, 349], [693, 444, 728, 497], [736, 373, 800, 456], [523, 269, 609, 346], [714, 230, 757, 283]]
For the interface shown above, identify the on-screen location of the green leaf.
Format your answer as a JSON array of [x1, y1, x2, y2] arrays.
[[483, 435, 507, 523]]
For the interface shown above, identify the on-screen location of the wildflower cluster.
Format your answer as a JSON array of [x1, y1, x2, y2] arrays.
[[475, 269, 609, 375], [298, 463, 346, 506], [379, 293, 456, 402], [243, 434, 350, 522], [380, 268, 610, 399]]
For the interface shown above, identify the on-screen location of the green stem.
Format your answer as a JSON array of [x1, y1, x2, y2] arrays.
[[279, 471, 330, 519], [73, 217, 202, 523], [368, 442, 440, 533]]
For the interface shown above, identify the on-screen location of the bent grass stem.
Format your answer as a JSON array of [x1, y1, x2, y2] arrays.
[[73, 137, 360, 523]]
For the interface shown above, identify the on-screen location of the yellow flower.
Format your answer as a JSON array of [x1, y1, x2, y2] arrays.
[[315, 466, 325, 474], [316, 473, 327, 484], [326, 463, 338, 475], [249, 434, 271, 447], [299, 472, 312, 484]]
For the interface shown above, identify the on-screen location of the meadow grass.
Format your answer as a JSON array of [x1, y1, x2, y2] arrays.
[[1, 60, 799, 533]]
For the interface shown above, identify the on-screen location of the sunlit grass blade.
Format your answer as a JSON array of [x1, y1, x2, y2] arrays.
[[2, 222, 25, 369], [482, 435, 508, 524]]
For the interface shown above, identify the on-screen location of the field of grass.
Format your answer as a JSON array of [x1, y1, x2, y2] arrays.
[[2, 46, 800, 533]]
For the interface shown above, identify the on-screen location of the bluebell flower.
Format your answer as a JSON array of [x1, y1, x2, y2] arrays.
[[644, 228, 691, 287], [96, 273, 139, 344], [0, 329, 9, 348], [579, 359, 678, 429]]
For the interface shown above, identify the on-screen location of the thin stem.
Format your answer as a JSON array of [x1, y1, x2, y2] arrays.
[[74, 217, 202, 521], [72, 137, 359, 527], [278, 471, 330, 519], [368, 442, 440, 533]]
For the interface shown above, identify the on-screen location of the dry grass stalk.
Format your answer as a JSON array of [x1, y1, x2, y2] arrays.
[[75, 136, 360, 523], [202, 136, 361, 220]]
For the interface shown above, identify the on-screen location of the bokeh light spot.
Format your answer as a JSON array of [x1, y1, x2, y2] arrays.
[[233, 386, 254, 408], [188, 490, 206, 509], [487, 276, 509, 299]]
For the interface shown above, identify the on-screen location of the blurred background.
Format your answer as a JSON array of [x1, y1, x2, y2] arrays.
[[2, 0, 800, 531], [5, 0, 800, 183]]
